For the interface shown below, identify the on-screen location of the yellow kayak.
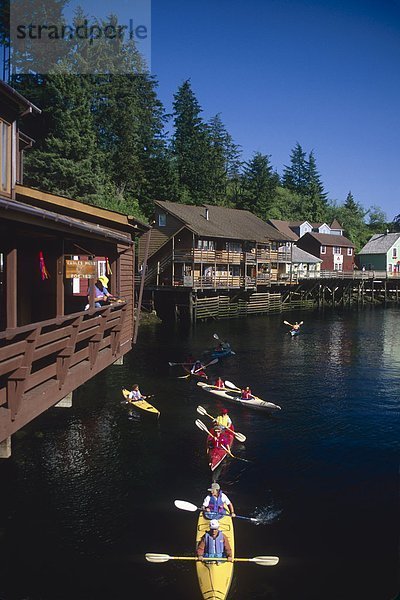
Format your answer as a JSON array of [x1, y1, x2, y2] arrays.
[[121, 389, 160, 417], [195, 513, 234, 600]]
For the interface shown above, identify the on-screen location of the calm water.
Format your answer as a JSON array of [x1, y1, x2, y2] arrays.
[[0, 308, 399, 600]]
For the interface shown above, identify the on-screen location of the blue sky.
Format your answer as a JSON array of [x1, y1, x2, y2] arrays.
[[151, 0, 400, 220]]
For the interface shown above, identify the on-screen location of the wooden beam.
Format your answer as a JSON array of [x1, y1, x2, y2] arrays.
[[6, 246, 17, 329]]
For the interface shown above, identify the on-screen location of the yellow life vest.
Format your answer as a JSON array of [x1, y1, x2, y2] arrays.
[[216, 414, 231, 428]]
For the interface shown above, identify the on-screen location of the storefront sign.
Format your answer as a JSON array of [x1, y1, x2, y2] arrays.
[[65, 259, 97, 279]]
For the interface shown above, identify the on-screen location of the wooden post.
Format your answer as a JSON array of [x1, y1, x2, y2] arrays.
[[56, 250, 64, 317], [133, 228, 151, 344], [89, 278, 95, 308], [6, 246, 17, 329]]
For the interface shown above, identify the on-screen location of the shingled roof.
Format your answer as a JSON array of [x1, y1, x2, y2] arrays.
[[155, 201, 292, 243], [358, 232, 400, 254], [303, 232, 354, 247], [292, 245, 322, 263], [267, 219, 299, 241]]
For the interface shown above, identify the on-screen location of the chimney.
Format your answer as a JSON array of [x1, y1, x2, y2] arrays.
[[205, 207, 209, 221]]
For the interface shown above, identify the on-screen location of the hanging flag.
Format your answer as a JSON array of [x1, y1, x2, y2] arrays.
[[39, 251, 50, 280]]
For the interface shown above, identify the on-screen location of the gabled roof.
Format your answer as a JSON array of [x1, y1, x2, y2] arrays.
[[311, 222, 329, 229], [302, 232, 354, 247], [267, 219, 299, 241], [155, 201, 292, 243], [288, 220, 312, 228], [330, 219, 343, 229], [292, 246, 322, 263], [358, 232, 400, 255]]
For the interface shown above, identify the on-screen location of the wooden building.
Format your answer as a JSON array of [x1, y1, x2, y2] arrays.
[[0, 81, 149, 455], [296, 232, 355, 272], [140, 201, 292, 290], [357, 232, 400, 274]]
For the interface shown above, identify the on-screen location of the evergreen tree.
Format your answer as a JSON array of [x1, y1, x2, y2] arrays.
[[237, 152, 279, 218], [206, 113, 242, 205], [306, 150, 328, 221], [282, 142, 308, 197], [171, 79, 213, 204], [21, 73, 109, 204]]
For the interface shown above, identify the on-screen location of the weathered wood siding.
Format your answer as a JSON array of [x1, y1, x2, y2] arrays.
[[118, 243, 134, 350]]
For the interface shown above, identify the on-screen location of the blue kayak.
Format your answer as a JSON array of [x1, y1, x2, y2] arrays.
[[210, 347, 235, 358]]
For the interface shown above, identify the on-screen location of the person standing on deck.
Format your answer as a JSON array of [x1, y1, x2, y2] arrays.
[[197, 519, 233, 562], [202, 482, 235, 517]]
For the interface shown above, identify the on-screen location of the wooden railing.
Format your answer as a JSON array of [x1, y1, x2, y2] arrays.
[[300, 270, 400, 280], [0, 302, 128, 441]]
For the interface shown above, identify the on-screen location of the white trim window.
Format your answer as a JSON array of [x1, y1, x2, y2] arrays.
[[320, 245, 326, 255], [0, 119, 11, 194], [333, 246, 341, 254], [158, 212, 166, 227], [393, 248, 397, 259], [347, 248, 353, 256]]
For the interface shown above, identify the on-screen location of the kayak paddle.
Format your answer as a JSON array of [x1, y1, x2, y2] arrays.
[[196, 406, 246, 442], [174, 499, 258, 522], [195, 419, 252, 463], [145, 553, 279, 566]]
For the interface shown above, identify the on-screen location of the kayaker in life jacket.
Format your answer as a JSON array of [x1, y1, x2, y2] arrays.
[[202, 482, 235, 517], [208, 426, 230, 450], [197, 519, 233, 562], [214, 377, 225, 389], [214, 408, 233, 430], [241, 386, 254, 400], [191, 359, 207, 378], [128, 384, 146, 401]]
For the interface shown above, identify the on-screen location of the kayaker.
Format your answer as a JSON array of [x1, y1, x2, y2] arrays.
[[196, 519, 233, 562], [284, 320, 302, 332], [208, 426, 230, 450], [214, 377, 225, 389], [128, 384, 146, 401], [241, 386, 254, 400], [214, 408, 233, 429], [191, 359, 207, 377], [202, 482, 235, 517]]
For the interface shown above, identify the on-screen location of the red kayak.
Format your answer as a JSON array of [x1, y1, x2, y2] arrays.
[[207, 426, 235, 472]]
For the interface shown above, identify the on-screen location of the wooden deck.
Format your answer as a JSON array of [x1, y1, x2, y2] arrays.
[[0, 302, 129, 443]]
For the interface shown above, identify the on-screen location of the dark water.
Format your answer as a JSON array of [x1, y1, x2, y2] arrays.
[[0, 308, 399, 600]]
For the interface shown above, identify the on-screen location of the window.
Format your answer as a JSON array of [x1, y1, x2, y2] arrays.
[[158, 212, 166, 227], [333, 246, 341, 254], [334, 262, 343, 271], [393, 248, 397, 259], [0, 119, 11, 194], [320, 245, 326, 254], [197, 239, 215, 250], [347, 248, 353, 256], [226, 242, 242, 253], [389, 264, 392, 272]]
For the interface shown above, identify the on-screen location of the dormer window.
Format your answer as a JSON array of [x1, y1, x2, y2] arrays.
[[158, 212, 166, 227], [320, 245, 326, 254], [0, 119, 11, 194]]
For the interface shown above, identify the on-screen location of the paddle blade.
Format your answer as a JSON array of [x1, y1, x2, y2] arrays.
[[234, 432, 246, 442], [224, 380, 239, 390], [213, 333, 220, 340], [195, 418, 208, 433], [196, 406, 207, 416], [145, 553, 171, 563], [250, 556, 280, 566], [283, 320, 291, 326], [205, 358, 219, 368], [174, 500, 198, 512]]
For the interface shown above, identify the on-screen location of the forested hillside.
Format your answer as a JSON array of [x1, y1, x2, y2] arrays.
[[2, 4, 398, 250]]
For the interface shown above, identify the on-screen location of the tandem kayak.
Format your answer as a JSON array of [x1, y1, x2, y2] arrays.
[[121, 389, 160, 417], [207, 426, 235, 472], [196, 512, 235, 600], [197, 382, 281, 411]]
